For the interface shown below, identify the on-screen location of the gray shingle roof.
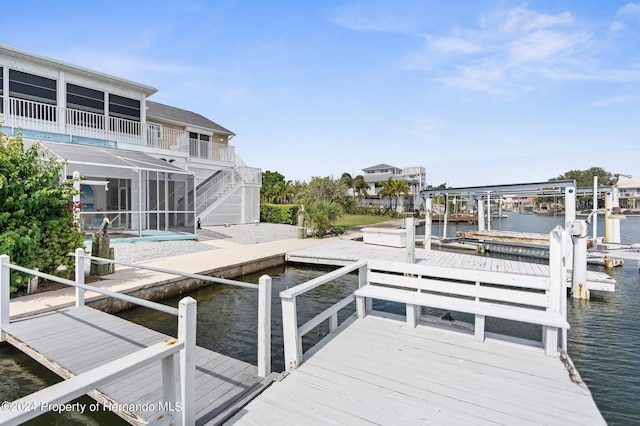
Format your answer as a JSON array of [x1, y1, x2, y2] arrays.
[[146, 101, 234, 135], [362, 163, 400, 171]]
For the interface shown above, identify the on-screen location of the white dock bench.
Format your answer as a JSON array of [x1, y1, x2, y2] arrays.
[[355, 258, 569, 357]]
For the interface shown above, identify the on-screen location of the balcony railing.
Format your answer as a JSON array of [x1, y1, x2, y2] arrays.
[[0, 97, 235, 163], [188, 138, 235, 162]]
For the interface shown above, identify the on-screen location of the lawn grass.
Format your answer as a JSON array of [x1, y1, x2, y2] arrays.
[[334, 214, 398, 228]]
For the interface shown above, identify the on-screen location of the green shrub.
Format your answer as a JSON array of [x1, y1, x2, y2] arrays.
[[260, 203, 299, 224], [0, 133, 85, 292], [305, 201, 343, 237]]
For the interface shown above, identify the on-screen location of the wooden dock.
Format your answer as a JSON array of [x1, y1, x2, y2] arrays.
[[286, 239, 616, 292], [2, 306, 272, 425], [228, 314, 606, 425]]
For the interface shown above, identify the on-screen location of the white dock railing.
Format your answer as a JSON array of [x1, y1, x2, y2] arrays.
[[280, 261, 367, 370], [281, 228, 570, 370], [0, 248, 273, 423], [0, 253, 195, 425]]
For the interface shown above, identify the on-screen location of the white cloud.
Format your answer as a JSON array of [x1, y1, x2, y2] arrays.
[[329, 2, 420, 33], [403, 5, 640, 95], [609, 21, 626, 33], [500, 7, 574, 33], [427, 35, 484, 54], [618, 2, 640, 19], [507, 30, 590, 63]]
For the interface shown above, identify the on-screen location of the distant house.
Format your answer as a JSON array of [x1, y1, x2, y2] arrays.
[[0, 44, 260, 236], [361, 164, 426, 211], [617, 176, 640, 209]]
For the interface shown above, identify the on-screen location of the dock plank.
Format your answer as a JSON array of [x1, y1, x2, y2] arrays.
[[2, 306, 270, 425]]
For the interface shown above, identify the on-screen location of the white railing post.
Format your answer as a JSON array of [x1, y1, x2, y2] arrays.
[[1, 254, 10, 342], [162, 352, 180, 426], [178, 297, 197, 426], [257, 275, 272, 378], [281, 295, 301, 370], [75, 248, 85, 307], [546, 226, 566, 357], [356, 262, 371, 316]]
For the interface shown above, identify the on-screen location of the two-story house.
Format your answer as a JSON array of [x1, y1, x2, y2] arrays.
[[617, 176, 640, 210], [0, 44, 260, 238], [361, 163, 426, 211]]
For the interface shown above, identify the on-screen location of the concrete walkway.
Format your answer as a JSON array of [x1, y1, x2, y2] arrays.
[[9, 233, 352, 319]]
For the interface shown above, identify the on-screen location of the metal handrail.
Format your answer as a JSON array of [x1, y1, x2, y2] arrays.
[[82, 254, 258, 290], [7, 261, 178, 316]]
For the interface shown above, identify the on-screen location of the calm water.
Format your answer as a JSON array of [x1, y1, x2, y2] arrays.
[[2, 213, 639, 425]]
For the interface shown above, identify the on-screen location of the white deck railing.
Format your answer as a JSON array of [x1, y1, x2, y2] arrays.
[[0, 251, 196, 425], [189, 138, 236, 162], [281, 228, 570, 370], [0, 248, 273, 423], [280, 261, 367, 370], [1, 97, 236, 161]]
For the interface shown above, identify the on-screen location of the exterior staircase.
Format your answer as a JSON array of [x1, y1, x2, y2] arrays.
[[195, 164, 261, 225]]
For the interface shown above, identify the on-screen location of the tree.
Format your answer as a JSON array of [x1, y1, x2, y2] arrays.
[[380, 178, 396, 208], [260, 170, 286, 203], [352, 175, 370, 203], [298, 176, 348, 236], [0, 133, 85, 292], [550, 167, 612, 188], [391, 179, 410, 210], [304, 201, 343, 237]]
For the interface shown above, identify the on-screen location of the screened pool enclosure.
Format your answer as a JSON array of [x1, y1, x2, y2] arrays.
[[38, 142, 196, 237]]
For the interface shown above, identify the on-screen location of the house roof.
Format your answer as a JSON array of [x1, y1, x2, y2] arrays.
[[34, 141, 191, 174], [0, 43, 158, 96], [617, 176, 640, 189], [146, 101, 234, 136], [362, 163, 400, 172]]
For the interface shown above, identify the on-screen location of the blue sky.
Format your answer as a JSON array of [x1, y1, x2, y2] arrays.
[[4, 1, 640, 187]]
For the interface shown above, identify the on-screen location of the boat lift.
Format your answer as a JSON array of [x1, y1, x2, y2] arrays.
[[419, 180, 631, 300]]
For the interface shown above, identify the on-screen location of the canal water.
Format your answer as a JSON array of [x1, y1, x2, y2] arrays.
[[1, 213, 639, 425]]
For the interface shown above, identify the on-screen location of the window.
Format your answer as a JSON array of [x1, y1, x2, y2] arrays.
[[9, 69, 56, 104], [108, 94, 140, 121], [0, 66, 3, 113], [67, 83, 104, 114]]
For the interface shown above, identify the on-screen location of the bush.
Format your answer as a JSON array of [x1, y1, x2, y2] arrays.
[[0, 133, 85, 292], [305, 201, 343, 237], [260, 203, 299, 224]]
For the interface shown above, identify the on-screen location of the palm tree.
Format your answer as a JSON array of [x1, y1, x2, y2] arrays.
[[380, 178, 396, 209], [353, 175, 370, 204], [391, 180, 410, 210]]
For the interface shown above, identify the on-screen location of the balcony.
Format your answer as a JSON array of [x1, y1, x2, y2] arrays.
[[0, 97, 234, 163]]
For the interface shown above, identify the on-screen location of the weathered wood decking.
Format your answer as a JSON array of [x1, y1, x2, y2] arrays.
[[228, 315, 606, 425], [286, 240, 616, 291], [2, 306, 271, 425]]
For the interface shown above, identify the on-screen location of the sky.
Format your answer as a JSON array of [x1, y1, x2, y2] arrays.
[[3, 0, 640, 187]]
